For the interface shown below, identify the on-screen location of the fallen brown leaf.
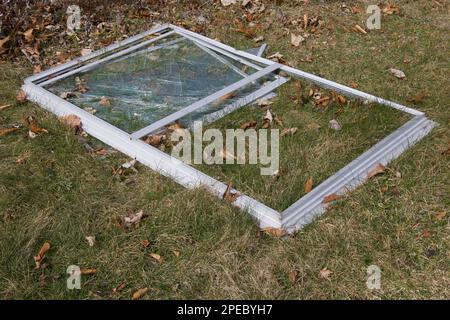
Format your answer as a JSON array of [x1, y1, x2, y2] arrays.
[[240, 120, 257, 130], [291, 33, 305, 47], [319, 268, 332, 279], [0, 104, 12, 111], [0, 36, 10, 51], [381, 4, 400, 15], [140, 239, 150, 248], [435, 212, 446, 220], [353, 24, 367, 34], [421, 229, 432, 238], [280, 127, 298, 137], [223, 182, 240, 203], [261, 227, 287, 237], [34, 242, 50, 269], [172, 250, 181, 257], [322, 193, 343, 203], [389, 68, 406, 79], [80, 268, 97, 275], [167, 122, 184, 131], [16, 89, 27, 102], [29, 122, 48, 134], [132, 287, 149, 300], [407, 92, 428, 104], [144, 134, 165, 146], [121, 210, 145, 229], [33, 65, 42, 74], [23, 28, 34, 42], [288, 270, 298, 285], [61, 114, 82, 134], [150, 253, 162, 262], [336, 95, 347, 104], [367, 163, 386, 179], [304, 176, 313, 193], [0, 127, 18, 136], [113, 283, 126, 293]]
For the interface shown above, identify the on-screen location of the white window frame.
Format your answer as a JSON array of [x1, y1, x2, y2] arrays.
[[22, 24, 436, 232]]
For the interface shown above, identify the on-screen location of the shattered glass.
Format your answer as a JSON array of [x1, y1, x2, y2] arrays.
[[46, 34, 274, 133]]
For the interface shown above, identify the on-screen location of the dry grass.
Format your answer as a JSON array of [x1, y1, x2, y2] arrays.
[[0, 0, 449, 299]]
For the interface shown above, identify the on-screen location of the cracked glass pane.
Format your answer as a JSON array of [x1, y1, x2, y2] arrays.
[[45, 34, 270, 133]]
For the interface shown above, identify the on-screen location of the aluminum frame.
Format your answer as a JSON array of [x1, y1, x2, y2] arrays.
[[22, 24, 437, 233]]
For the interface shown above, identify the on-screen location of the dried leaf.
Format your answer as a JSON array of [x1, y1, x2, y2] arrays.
[[280, 127, 298, 137], [132, 287, 149, 300], [121, 210, 144, 229], [367, 163, 386, 179], [351, 6, 362, 14], [61, 114, 82, 133], [0, 36, 10, 51], [389, 68, 406, 79], [381, 4, 400, 15], [80, 268, 97, 275], [291, 33, 305, 47], [336, 95, 347, 104], [223, 181, 240, 203], [16, 89, 27, 102], [240, 120, 257, 130], [34, 242, 50, 269], [29, 122, 48, 134], [288, 270, 298, 285], [304, 176, 313, 193], [0, 104, 13, 111], [172, 250, 181, 257], [407, 92, 428, 104], [140, 239, 150, 248], [85, 236, 96, 247], [0, 127, 18, 136], [99, 96, 111, 106], [421, 229, 432, 238], [150, 253, 162, 262], [144, 134, 165, 146], [167, 122, 184, 131], [261, 227, 287, 237], [435, 212, 446, 220], [306, 123, 321, 131], [23, 28, 34, 42], [319, 268, 332, 279], [322, 193, 342, 203], [353, 24, 367, 34], [33, 65, 42, 74], [113, 283, 126, 293]]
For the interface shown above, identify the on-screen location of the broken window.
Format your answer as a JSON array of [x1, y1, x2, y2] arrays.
[[23, 24, 436, 233]]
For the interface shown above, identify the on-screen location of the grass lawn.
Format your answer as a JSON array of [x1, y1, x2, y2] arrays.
[[0, 0, 448, 299]]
